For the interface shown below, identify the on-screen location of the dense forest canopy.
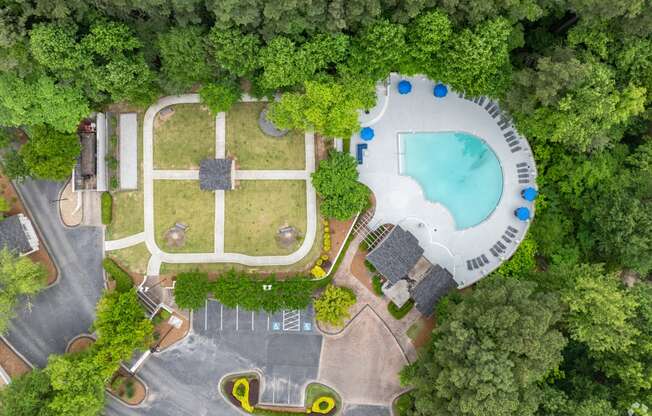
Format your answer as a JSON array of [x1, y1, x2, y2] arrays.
[[0, 0, 651, 415]]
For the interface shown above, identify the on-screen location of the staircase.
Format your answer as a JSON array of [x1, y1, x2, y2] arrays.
[[136, 289, 158, 317]]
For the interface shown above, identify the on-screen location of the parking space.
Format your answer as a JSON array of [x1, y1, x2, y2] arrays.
[[193, 301, 322, 406], [197, 300, 317, 336]]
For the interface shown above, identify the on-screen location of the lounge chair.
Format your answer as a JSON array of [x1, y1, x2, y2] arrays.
[[485, 101, 494, 110], [490, 248, 498, 257], [509, 141, 520, 147], [472, 259, 479, 269], [502, 235, 512, 243], [481, 254, 489, 264], [517, 168, 528, 173], [478, 97, 485, 106], [519, 179, 529, 184], [467, 260, 473, 270], [516, 162, 527, 167], [504, 131, 515, 138], [356, 143, 367, 164], [497, 241, 506, 250], [511, 146, 522, 153], [506, 230, 515, 238], [508, 225, 518, 233]]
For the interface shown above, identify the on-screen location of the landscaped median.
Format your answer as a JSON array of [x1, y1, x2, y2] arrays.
[[221, 373, 341, 415]]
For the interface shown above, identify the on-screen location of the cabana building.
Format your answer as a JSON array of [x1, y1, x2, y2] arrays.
[[366, 226, 457, 316]]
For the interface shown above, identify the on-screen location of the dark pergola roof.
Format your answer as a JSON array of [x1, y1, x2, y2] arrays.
[[199, 159, 232, 190], [410, 265, 457, 316], [0, 215, 34, 255], [366, 226, 423, 284], [79, 131, 97, 177]]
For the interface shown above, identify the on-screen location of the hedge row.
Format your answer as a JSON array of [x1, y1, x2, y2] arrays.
[[388, 299, 414, 320], [102, 258, 133, 293], [101, 192, 113, 225], [174, 270, 327, 312]]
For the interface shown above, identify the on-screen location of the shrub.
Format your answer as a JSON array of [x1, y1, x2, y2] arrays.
[[314, 284, 356, 327], [174, 272, 211, 310], [311, 265, 326, 278], [364, 259, 376, 273], [232, 378, 254, 413], [311, 396, 335, 414], [395, 392, 415, 416], [388, 300, 414, 320], [0, 195, 9, 212], [494, 235, 537, 278], [359, 239, 369, 252], [102, 258, 133, 292], [199, 80, 241, 114], [101, 192, 113, 225], [372, 275, 383, 296]]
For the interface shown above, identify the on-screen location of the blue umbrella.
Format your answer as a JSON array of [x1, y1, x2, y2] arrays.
[[434, 83, 448, 98], [522, 187, 538, 201], [360, 127, 375, 141], [398, 80, 412, 95], [515, 207, 530, 221]]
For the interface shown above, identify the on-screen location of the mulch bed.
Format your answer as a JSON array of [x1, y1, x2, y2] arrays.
[[350, 247, 375, 293], [108, 368, 147, 406], [66, 335, 95, 354], [225, 377, 260, 409], [0, 174, 58, 285], [411, 316, 437, 350], [0, 338, 31, 378], [327, 217, 354, 262]]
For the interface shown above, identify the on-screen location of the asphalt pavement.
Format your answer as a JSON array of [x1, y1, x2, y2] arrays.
[[4, 180, 104, 367]]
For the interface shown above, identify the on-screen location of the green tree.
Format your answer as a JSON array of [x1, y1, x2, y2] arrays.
[[494, 235, 537, 277], [562, 264, 638, 353], [46, 352, 105, 416], [20, 125, 80, 180], [314, 284, 356, 326], [0, 195, 9, 213], [29, 23, 86, 75], [345, 20, 406, 81], [1, 150, 31, 181], [311, 150, 370, 220], [440, 17, 513, 97], [174, 272, 211, 310], [199, 80, 241, 114], [207, 27, 261, 77], [157, 26, 210, 93], [434, 0, 549, 25], [268, 79, 375, 138], [506, 50, 646, 152], [401, 278, 566, 416], [0, 369, 53, 416], [0, 73, 90, 133], [0, 247, 46, 333], [403, 10, 452, 75], [92, 289, 153, 377]]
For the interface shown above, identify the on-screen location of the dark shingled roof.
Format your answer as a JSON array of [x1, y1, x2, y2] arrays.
[[366, 226, 423, 284], [199, 159, 232, 190], [410, 265, 457, 316], [0, 215, 33, 255]]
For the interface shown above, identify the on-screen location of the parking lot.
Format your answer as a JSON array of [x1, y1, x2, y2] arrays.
[[193, 300, 322, 406]]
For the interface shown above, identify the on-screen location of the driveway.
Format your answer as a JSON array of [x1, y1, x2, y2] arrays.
[[4, 180, 105, 367], [106, 302, 322, 415]]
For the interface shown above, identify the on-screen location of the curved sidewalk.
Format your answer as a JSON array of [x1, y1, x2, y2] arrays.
[[105, 232, 146, 251]]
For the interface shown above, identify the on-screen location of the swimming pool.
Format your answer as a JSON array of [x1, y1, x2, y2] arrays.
[[401, 131, 503, 229]]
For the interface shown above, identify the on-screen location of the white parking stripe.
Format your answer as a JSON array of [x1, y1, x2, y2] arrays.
[[287, 376, 291, 404], [220, 303, 223, 331], [236, 305, 239, 331], [251, 312, 255, 331], [267, 314, 270, 331], [204, 299, 208, 331]]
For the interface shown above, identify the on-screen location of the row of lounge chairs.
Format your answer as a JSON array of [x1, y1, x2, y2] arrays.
[[517, 161, 532, 184], [490, 225, 519, 258], [466, 254, 490, 271], [457, 92, 523, 153]]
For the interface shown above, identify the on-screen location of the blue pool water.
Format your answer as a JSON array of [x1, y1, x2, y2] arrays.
[[402, 131, 503, 229]]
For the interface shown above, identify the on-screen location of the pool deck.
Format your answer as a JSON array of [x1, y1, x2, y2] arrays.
[[353, 74, 537, 287]]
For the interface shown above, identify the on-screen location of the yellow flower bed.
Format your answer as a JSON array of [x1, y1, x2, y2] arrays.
[[310, 396, 335, 414], [233, 378, 254, 413]]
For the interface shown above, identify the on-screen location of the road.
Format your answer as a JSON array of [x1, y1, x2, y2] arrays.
[[4, 180, 104, 367]]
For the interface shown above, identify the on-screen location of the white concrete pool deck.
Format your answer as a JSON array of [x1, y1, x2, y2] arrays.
[[353, 74, 537, 287]]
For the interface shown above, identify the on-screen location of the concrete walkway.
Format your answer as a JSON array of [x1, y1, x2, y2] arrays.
[[152, 170, 199, 180], [105, 232, 146, 251], [142, 95, 317, 275], [234, 170, 309, 180]]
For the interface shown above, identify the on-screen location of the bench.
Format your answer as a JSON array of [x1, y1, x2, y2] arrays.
[[356, 143, 368, 164]]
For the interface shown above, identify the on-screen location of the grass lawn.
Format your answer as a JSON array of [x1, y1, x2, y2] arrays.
[[224, 180, 306, 256], [305, 383, 342, 410], [107, 243, 150, 275], [154, 180, 215, 253], [226, 102, 305, 170], [154, 104, 215, 169], [107, 112, 144, 240]]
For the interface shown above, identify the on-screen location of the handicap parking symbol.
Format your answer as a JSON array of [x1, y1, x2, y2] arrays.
[[303, 322, 312, 331], [272, 322, 281, 331]]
